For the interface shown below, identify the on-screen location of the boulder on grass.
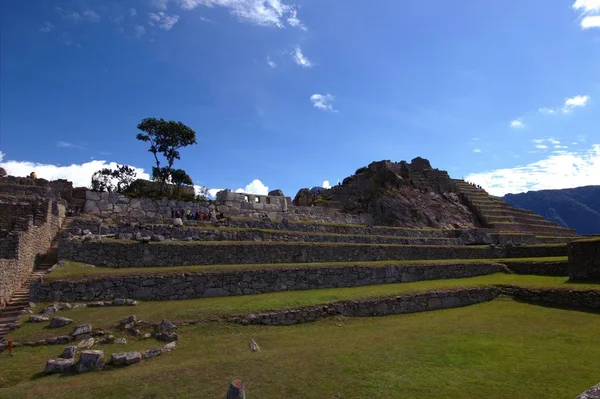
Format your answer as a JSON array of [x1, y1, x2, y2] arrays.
[[45, 358, 75, 374], [156, 332, 178, 342], [227, 380, 246, 399], [159, 319, 177, 332], [114, 338, 127, 345], [60, 346, 77, 359], [76, 350, 105, 373], [29, 315, 49, 323], [162, 342, 177, 353], [77, 337, 95, 349], [70, 323, 92, 336], [119, 315, 137, 326], [143, 348, 162, 359], [110, 351, 142, 366], [49, 317, 73, 328], [249, 339, 260, 352]]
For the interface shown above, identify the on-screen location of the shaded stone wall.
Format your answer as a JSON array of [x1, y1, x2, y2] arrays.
[[30, 263, 504, 302], [232, 287, 500, 325], [0, 200, 65, 308], [84, 191, 212, 220], [500, 286, 600, 310], [57, 239, 567, 267], [504, 261, 568, 276], [568, 239, 600, 280]]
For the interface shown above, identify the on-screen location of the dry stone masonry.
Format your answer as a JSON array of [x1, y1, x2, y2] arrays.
[[568, 238, 600, 281]]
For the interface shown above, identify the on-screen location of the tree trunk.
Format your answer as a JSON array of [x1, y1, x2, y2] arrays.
[[226, 380, 246, 399]]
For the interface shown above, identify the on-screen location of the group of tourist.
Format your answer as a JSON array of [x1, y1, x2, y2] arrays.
[[171, 208, 212, 221], [66, 205, 84, 217]]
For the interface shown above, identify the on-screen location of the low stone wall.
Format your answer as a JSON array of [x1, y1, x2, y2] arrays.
[[30, 262, 505, 302], [83, 191, 213, 220], [231, 287, 500, 325], [568, 239, 600, 280], [0, 200, 65, 308], [57, 239, 567, 267], [503, 261, 568, 276], [500, 286, 600, 310]]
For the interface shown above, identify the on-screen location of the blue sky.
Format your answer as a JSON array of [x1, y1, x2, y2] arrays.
[[1, 0, 599, 197]]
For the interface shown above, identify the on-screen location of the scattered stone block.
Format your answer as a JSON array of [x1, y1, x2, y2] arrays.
[[70, 323, 92, 336], [119, 315, 137, 326], [98, 335, 115, 344], [114, 338, 127, 345], [88, 301, 105, 308], [156, 332, 178, 342], [72, 303, 87, 309], [142, 333, 152, 339], [29, 315, 49, 323], [41, 304, 60, 315], [49, 317, 73, 328], [45, 358, 75, 374], [110, 351, 142, 366], [113, 298, 137, 306], [249, 339, 260, 352], [159, 319, 177, 332], [143, 348, 162, 359], [60, 346, 77, 359], [162, 341, 177, 353], [76, 350, 105, 373], [57, 303, 72, 311], [77, 337, 95, 349]]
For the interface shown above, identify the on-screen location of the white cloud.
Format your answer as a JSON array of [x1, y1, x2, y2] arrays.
[[548, 138, 561, 145], [235, 179, 269, 195], [535, 144, 549, 149], [582, 15, 600, 28], [310, 94, 336, 112], [538, 94, 590, 114], [39, 22, 55, 33], [573, 0, 600, 28], [473, 148, 482, 154], [131, 8, 138, 16], [465, 144, 600, 196], [509, 119, 524, 129], [83, 10, 100, 22], [149, 12, 180, 30], [267, 56, 276, 68], [322, 180, 331, 189], [56, 7, 82, 22], [564, 95, 589, 109], [151, 0, 170, 10], [172, 0, 303, 28], [207, 188, 222, 198], [57, 141, 86, 150], [293, 46, 312, 68], [555, 145, 569, 149], [0, 152, 4, 162], [0, 157, 150, 188], [134, 25, 147, 38]]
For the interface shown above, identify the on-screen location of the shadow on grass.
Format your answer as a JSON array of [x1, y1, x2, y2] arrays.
[[564, 279, 600, 286], [510, 297, 600, 315]]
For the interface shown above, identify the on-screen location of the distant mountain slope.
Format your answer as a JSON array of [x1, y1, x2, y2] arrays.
[[503, 186, 600, 235]]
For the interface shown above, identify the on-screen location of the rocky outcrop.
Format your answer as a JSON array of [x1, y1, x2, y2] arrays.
[[292, 158, 477, 229]]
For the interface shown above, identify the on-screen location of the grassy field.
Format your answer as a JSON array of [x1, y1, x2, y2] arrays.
[[1, 299, 599, 398], [11, 274, 599, 343], [46, 257, 568, 280]]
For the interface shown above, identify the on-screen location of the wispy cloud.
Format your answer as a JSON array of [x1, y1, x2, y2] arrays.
[[310, 94, 336, 112], [130, 8, 138, 17], [39, 22, 55, 33], [172, 0, 304, 28], [573, 0, 600, 29], [538, 94, 590, 114], [293, 46, 312, 68], [267, 56, 277, 68], [509, 119, 524, 129], [83, 10, 100, 23], [57, 141, 86, 150], [151, 0, 169, 10], [134, 25, 146, 38], [465, 144, 600, 196], [473, 148, 482, 154], [149, 12, 180, 30]]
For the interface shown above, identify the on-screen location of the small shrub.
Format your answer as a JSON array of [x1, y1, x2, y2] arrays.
[[355, 166, 369, 175]]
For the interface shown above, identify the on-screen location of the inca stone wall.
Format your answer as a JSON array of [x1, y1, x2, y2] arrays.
[[83, 191, 213, 220], [499, 286, 600, 310], [568, 239, 600, 280], [0, 200, 65, 308], [30, 263, 505, 302], [232, 287, 500, 325], [57, 239, 567, 267]]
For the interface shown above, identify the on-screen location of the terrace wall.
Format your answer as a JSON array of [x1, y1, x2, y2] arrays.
[[0, 200, 65, 308], [30, 262, 504, 302], [568, 239, 600, 280], [57, 239, 567, 267]]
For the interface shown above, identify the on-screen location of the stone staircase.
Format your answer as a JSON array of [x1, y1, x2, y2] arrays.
[[0, 241, 58, 344], [453, 180, 577, 240]]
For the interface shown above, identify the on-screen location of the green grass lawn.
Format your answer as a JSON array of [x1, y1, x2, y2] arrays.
[[1, 299, 599, 398], [11, 273, 599, 344], [46, 257, 568, 280]]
